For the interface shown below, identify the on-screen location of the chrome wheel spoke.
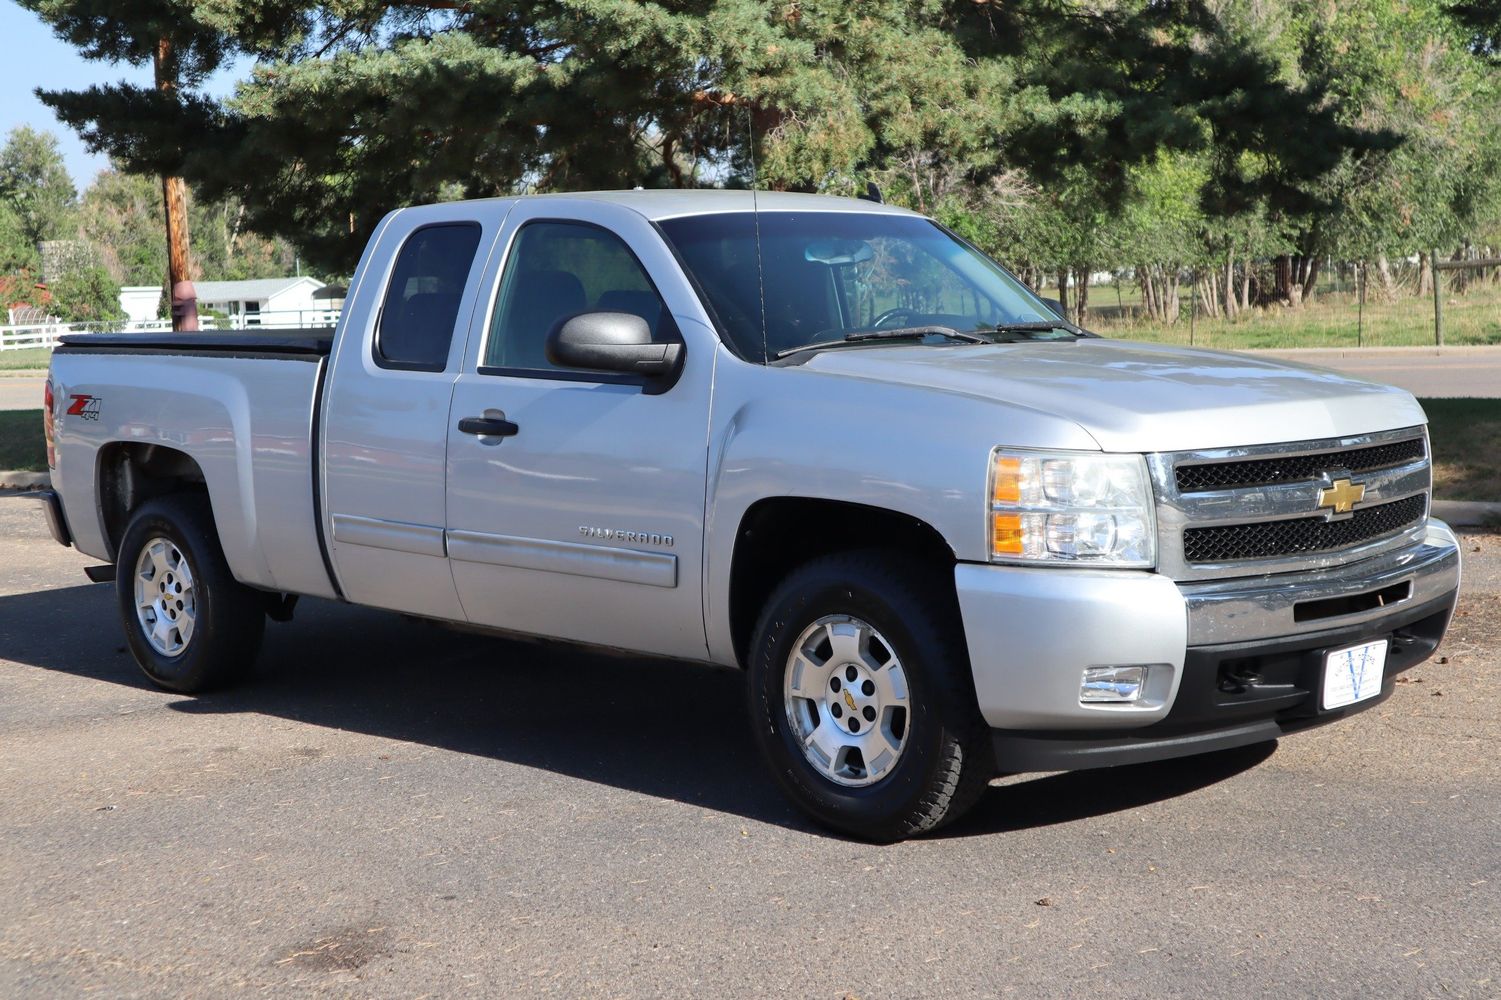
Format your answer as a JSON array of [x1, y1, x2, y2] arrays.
[[871, 660, 909, 707], [804, 719, 847, 773], [147, 541, 171, 580], [824, 622, 864, 670], [786, 652, 824, 697], [174, 554, 193, 592]]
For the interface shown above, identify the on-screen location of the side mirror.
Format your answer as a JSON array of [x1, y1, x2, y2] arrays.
[[1042, 297, 1066, 319], [545, 311, 683, 386]]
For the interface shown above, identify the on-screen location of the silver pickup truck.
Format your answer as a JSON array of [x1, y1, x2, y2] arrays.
[[38, 191, 1461, 840]]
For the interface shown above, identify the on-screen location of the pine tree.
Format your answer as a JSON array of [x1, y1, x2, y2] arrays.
[[24, 1, 1395, 276]]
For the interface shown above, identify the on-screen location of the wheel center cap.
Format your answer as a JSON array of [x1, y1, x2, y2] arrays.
[[830, 662, 881, 734]]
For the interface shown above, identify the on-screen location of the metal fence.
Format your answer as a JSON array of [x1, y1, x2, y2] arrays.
[[0, 309, 342, 353]]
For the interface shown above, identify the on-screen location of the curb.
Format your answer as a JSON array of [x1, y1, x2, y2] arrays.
[[0, 470, 49, 490]]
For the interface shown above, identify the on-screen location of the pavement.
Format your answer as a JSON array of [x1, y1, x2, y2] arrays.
[[1253, 346, 1501, 398], [0, 375, 42, 412], [1, 494, 1498, 998]]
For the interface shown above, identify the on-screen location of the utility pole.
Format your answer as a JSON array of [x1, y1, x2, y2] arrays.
[[155, 36, 198, 331], [1430, 249, 1443, 347]]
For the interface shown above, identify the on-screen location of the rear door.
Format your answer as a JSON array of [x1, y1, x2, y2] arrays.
[[444, 198, 718, 659], [321, 202, 508, 619]]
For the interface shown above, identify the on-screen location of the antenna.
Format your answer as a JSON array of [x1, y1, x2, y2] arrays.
[[747, 109, 768, 363]]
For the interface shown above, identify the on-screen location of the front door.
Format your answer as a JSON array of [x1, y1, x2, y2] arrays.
[[445, 199, 716, 659]]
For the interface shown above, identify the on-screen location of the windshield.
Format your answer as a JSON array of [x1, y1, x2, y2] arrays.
[[657, 211, 1059, 362]]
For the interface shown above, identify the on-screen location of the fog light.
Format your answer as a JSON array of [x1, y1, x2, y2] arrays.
[[1080, 665, 1148, 703]]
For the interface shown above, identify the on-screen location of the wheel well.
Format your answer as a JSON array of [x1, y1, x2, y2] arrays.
[[727, 498, 957, 666], [97, 442, 209, 561]]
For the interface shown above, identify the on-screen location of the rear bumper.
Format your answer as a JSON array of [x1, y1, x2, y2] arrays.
[[31, 488, 72, 548], [955, 519, 1461, 772]]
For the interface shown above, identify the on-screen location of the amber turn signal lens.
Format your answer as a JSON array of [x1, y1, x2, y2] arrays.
[[991, 513, 1024, 555], [992, 456, 1022, 505]]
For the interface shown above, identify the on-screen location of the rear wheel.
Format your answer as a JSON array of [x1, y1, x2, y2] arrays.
[[746, 551, 992, 841], [116, 495, 265, 693]]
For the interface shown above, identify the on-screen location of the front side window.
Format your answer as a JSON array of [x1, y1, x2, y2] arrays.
[[375, 222, 482, 371], [657, 212, 1059, 362], [485, 221, 671, 372]]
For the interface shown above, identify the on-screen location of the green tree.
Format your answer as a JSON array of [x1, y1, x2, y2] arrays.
[[0, 126, 77, 251], [79, 168, 164, 284], [0, 201, 39, 274], [19, 0, 1393, 274], [79, 166, 300, 286], [49, 264, 124, 322]]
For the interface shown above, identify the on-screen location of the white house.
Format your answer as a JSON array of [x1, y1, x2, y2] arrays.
[[195, 277, 328, 327], [118, 276, 330, 329], [118, 286, 161, 324]]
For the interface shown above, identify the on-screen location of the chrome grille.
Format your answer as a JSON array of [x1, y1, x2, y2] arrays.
[[1182, 494, 1427, 563], [1149, 426, 1431, 581], [1175, 437, 1426, 493]]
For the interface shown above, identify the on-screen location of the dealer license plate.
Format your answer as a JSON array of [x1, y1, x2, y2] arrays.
[[1321, 639, 1389, 710]]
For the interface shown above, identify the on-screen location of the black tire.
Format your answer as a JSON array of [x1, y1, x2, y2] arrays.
[[115, 494, 265, 693], [747, 550, 993, 841]]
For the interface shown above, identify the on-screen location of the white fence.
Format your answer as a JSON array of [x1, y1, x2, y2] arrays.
[[0, 309, 342, 352]]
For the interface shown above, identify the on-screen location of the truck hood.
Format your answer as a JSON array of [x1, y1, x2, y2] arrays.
[[799, 338, 1426, 452]]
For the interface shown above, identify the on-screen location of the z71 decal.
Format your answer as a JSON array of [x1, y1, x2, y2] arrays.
[[66, 394, 101, 421]]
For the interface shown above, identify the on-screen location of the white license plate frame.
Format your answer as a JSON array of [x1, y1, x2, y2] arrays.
[[1321, 639, 1389, 711]]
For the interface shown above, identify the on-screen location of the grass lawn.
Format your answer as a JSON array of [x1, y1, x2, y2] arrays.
[[0, 348, 52, 372], [0, 410, 46, 472], [1422, 398, 1501, 503], [1076, 279, 1501, 350]]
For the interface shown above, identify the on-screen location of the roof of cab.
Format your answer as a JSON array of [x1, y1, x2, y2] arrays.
[[452, 189, 921, 222]]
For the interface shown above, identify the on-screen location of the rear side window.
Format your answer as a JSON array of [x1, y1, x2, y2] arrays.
[[375, 222, 483, 371]]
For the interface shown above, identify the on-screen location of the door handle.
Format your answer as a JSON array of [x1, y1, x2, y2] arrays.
[[457, 415, 520, 437]]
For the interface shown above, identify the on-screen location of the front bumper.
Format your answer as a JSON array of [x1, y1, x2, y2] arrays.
[[955, 520, 1461, 772]]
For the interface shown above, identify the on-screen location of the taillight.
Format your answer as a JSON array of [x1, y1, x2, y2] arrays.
[[43, 378, 56, 469]]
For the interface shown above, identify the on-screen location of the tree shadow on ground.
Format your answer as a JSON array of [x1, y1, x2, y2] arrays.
[[0, 582, 1274, 840]]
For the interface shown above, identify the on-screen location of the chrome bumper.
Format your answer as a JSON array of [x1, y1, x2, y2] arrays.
[[1180, 520, 1461, 645]]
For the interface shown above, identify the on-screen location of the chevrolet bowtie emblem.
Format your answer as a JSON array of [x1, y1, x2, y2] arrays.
[[843, 690, 857, 711], [1317, 477, 1366, 515]]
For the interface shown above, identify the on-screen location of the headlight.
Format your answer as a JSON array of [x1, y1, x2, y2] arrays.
[[989, 450, 1156, 567]]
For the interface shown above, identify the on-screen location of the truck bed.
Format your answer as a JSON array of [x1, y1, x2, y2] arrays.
[[47, 338, 338, 600]]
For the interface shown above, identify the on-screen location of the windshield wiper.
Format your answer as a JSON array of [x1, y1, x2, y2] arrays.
[[775, 325, 986, 360], [992, 321, 1079, 338]]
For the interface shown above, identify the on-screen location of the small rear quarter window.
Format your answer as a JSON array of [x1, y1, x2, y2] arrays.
[[375, 222, 483, 371]]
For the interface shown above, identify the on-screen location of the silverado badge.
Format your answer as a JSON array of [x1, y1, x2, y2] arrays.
[[1316, 477, 1366, 516]]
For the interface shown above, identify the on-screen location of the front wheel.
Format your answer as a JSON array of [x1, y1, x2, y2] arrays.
[[116, 494, 265, 693], [746, 551, 993, 841]]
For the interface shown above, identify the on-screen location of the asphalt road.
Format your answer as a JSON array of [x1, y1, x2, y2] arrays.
[[0, 376, 41, 412], [1257, 347, 1501, 398], [1, 495, 1499, 998]]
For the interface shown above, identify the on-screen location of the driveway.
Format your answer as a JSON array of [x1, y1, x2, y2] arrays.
[[1, 495, 1498, 997]]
